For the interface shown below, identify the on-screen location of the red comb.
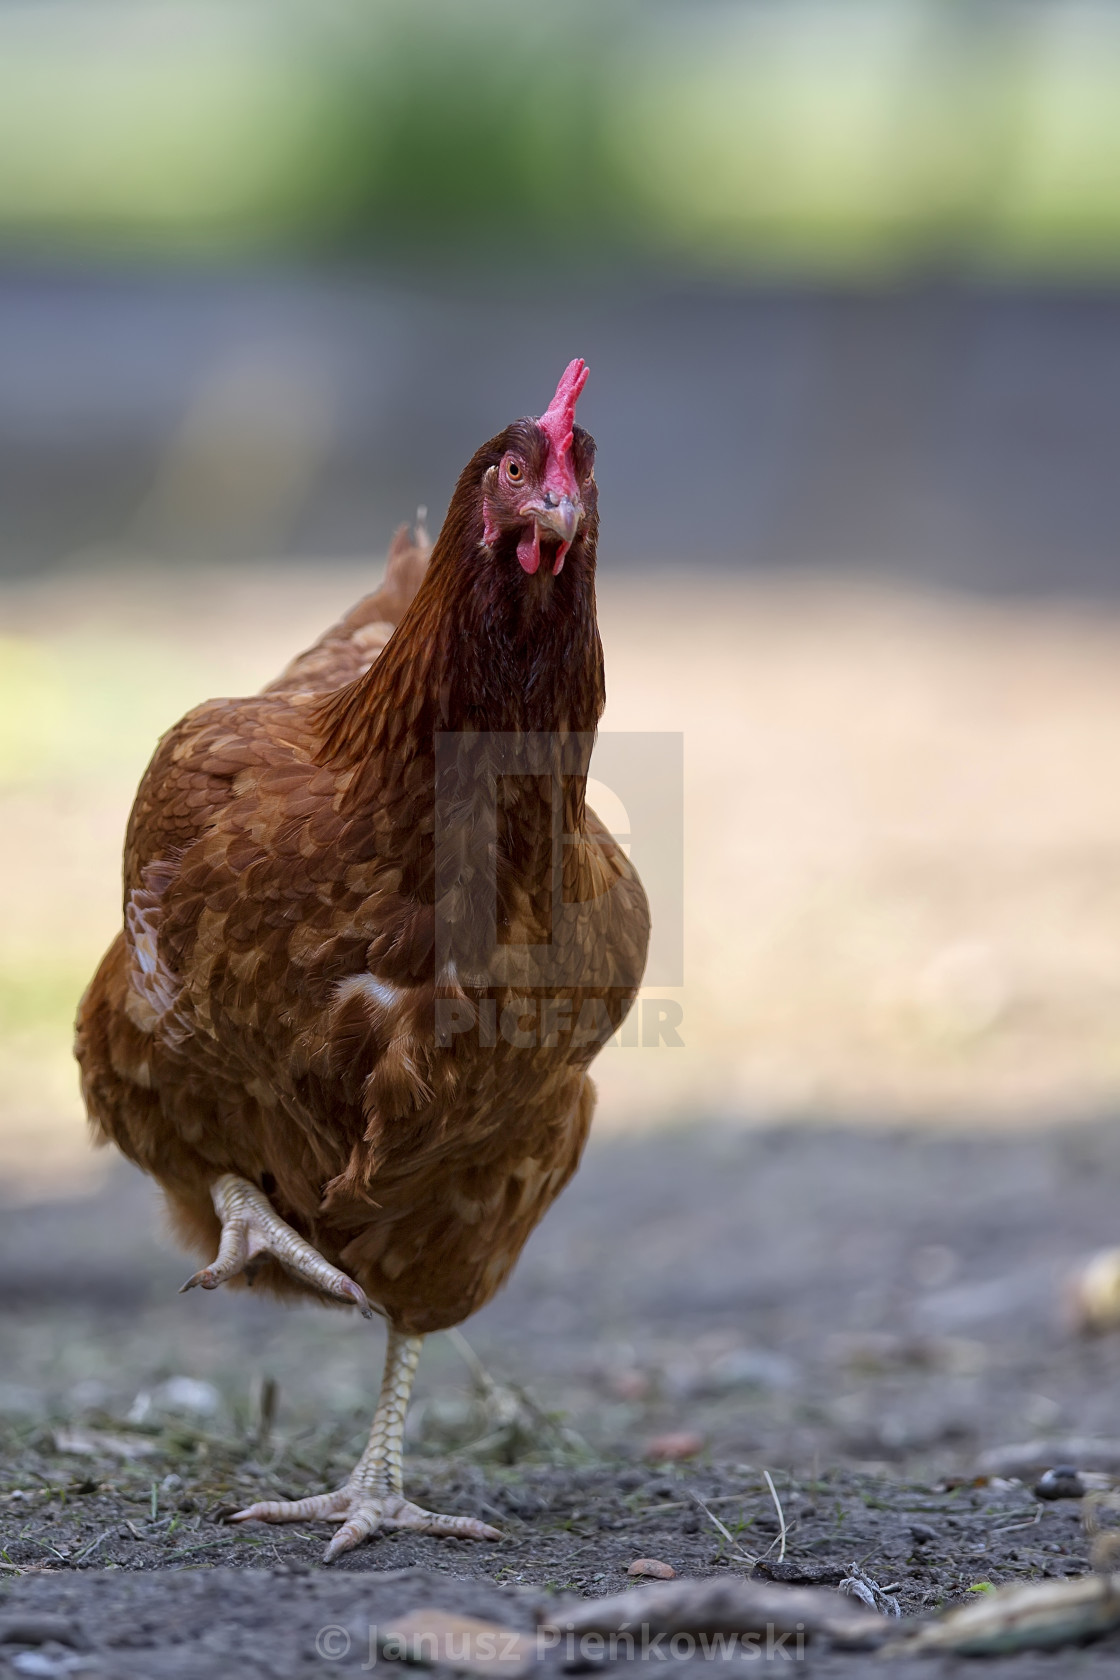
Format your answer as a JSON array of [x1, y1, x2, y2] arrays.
[[538, 358, 588, 501]]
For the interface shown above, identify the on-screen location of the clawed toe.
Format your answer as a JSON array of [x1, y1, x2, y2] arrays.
[[219, 1323, 497, 1562], [179, 1175, 375, 1317], [231, 1491, 348, 1527], [179, 1265, 224, 1294], [230, 1488, 501, 1561], [382, 1497, 502, 1545]]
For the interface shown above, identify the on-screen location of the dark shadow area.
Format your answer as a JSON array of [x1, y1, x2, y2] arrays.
[[6, 1117, 1120, 1474]]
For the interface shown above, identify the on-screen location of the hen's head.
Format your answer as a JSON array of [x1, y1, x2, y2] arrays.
[[479, 359, 595, 578]]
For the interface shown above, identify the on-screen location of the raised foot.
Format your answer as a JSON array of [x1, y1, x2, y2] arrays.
[[179, 1173, 374, 1318], [230, 1486, 502, 1561]]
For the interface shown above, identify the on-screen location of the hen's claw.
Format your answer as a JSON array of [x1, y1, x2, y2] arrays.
[[230, 1487, 502, 1561], [179, 1173, 374, 1318]]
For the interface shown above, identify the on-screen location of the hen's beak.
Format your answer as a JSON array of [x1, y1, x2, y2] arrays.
[[521, 493, 582, 545]]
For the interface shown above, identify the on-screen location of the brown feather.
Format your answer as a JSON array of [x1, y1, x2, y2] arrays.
[[75, 423, 649, 1334]]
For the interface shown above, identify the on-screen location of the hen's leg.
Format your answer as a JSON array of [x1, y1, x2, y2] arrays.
[[231, 1327, 502, 1561], [179, 1174, 373, 1318]]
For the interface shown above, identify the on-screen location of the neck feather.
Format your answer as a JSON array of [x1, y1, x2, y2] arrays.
[[315, 487, 605, 785]]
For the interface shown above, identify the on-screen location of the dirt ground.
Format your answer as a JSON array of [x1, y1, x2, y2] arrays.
[[6, 1118, 1120, 1674]]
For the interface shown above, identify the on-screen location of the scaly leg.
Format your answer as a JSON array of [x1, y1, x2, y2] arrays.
[[179, 1174, 373, 1318], [231, 1327, 502, 1560]]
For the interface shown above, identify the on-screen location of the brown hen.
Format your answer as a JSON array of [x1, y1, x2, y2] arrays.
[[75, 360, 650, 1558]]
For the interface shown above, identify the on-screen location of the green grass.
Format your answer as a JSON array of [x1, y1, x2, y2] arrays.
[[2, 1, 1120, 275], [0, 633, 220, 790], [0, 966, 88, 1037]]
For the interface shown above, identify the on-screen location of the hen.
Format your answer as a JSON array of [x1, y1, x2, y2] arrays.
[[75, 361, 650, 1558]]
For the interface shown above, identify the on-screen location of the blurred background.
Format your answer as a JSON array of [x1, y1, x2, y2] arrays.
[[6, 0, 1120, 1485]]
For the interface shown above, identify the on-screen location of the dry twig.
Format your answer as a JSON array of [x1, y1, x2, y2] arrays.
[[763, 1470, 787, 1563], [689, 1492, 756, 1566]]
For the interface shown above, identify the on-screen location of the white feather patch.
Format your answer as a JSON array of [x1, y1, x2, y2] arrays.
[[124, 885, 182, 1035], [335, 972, 401, 1014]]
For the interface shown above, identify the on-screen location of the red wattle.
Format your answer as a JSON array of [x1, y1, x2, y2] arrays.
[[553, 541, 570, 575], [517, 527, 541, 574]]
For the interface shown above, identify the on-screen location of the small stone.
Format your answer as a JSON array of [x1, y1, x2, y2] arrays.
[[607, 1370, 650, 1401], [153, 1376, 221, 1416], [752, 1559, 848, 1586], [12, 1655, 65, 1678], [644, 1431, 704, 1462], [52, 1427, 153, 1461], [694, 1348, 796, 1394], [644, 1480, 676, 1499], [627, 1558, 675, 1580], [1035, 1466, 1086, 1501]]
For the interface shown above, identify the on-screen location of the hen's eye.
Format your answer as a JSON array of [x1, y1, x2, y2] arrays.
[[506, 459, 522, 481]]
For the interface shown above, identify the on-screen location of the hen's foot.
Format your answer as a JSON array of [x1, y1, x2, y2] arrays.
[[179, 1173, 373, 1318], [230, 1486, 501, 1562]]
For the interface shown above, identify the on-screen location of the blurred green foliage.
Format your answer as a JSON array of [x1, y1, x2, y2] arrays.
[[1, 0, 1120, 275], [0, 633, 216, 787], [0, 625, 232, 1052]]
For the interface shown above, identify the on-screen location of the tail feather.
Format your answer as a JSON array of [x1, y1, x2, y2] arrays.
[[264, 515, 431, 698]]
